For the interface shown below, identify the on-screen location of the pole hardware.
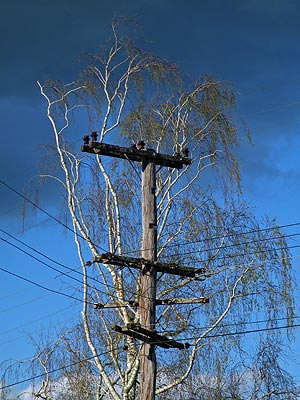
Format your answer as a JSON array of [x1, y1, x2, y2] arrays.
[[94, 297, 209, 310], [81, 140, 192, 170], [93, 253, 206, 278], [81, 135, 207, 400], [112, 323, 190, 350]]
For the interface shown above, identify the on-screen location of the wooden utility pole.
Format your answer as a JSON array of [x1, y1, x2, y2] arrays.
[[140, 158, 157, 400], [82, 136, 208, 400]]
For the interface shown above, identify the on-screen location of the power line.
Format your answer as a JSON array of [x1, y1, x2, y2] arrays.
[[0, 229, 158, 307], [0, 244, 145, 313], [173, 322, 300, 344], [0, 179, 107, 253], [0, 233, 133, 312], [157, 313, 300, 337], [3, 241, 296, 317], [0, 266, 85, 305], [1, 181, 299, 337], [240, 99, 300, 119], [163, 232, 300, 260], [0, 259, 150, 315], [0, 261, 141, 316], [0, 264, 91, 305], [1, 247, 299, 339], [2, 176, 300, 261], [0, 227, 83, 276], [1, 227, 298, 322], [159, 242, 300, 267], [0, 227, 105, 287], [1, 178, 299, 294], [0, 235, 85, 287], [0, 228, 146, 308], [0, 293, 51, 313], [122, 221, 300, 258], [0, 346, 124, 390], [179, 221, 300, 246], [1, 321, 300, 391], [0, 181, 156, 306], [0, 240, 147, 312], [0, 305, 74, 339]]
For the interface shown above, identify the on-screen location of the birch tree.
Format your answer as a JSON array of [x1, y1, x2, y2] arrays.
[[3, 21, 298, 400]]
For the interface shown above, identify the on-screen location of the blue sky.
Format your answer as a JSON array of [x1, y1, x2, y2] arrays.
[[1, 0, 300, 387]]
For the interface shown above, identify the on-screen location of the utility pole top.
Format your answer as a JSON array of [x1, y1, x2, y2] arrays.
[[81, 135, 208, 400], [81, 139, 192, 169]]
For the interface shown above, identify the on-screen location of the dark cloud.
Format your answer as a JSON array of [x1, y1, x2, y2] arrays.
[[1, 0, 300, 219]]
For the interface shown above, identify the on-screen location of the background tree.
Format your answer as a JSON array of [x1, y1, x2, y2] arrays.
[[2, 20, 298, 400]]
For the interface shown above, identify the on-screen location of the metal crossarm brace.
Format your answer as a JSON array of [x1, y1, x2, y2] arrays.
[[93, 253, 205, 278], [81, 142, 192, 169]]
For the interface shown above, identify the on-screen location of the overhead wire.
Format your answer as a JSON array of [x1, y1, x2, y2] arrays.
[[0, 227, 107, 287], [0, 178, 107, 253], [0, 234, 128, 315], [121, 221, 300, 257], [1, 268, 298, 345], [156, 313, 300, 337], [22, 300, 300, 388], [2, 222, 299, 309], [175, 222, 300, 249], [0, 242, 148, 317], [166, 321, 300, 344], [1, 199, 299, 311], [0, 243, 155, 319], [1, 274, 298, 353], [0, 230, 299, 320], [0, 260, 89, 307], [0, 88, 300, 389], [2, 176, 300, 275], [2, 176, 300, 261], [0, 250, 299, 354], [0, 179, 162, 307], [162, 231, 300, 259], [0, 265, 90, 305], [0, 227, 150, 309], [0, 226, 203, 311], [0, 293, 52, 313], [0, 261, 146, 318], [1, 321, 300, 391], [0, 235, 86, 287], [0, 305, 74, 339], [1, 181, 300, 336], [0, 346, 124, 390], [0, 240, 148, 314], [1, 312, 298, 396], [167, 243, 300, 268]]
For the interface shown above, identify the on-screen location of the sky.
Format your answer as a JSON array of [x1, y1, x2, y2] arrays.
[[0, 0, 300, 391]]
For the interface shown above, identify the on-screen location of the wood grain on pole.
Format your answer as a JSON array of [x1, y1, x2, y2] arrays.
[[140, 159, 157, 400]]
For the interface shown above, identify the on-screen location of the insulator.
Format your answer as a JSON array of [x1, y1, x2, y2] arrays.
[[83, 135, 90, 145], [91, 131, 98, 141]]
